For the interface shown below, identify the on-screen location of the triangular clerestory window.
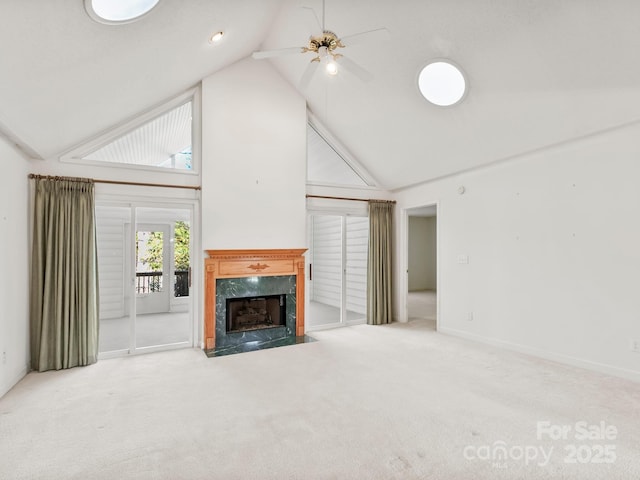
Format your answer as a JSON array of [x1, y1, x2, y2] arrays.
[[77, 98, 194, 171], [307, 123, 371, 187]]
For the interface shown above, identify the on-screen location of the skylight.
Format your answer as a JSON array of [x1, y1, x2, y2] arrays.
[[418, 61, 467, 107], [86, 0, 160, 24]]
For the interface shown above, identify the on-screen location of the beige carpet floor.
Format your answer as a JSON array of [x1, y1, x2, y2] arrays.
[[408, 290, 437, 325], [1, 320, 639, 479]]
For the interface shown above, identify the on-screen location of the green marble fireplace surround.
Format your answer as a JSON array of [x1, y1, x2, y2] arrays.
[[215, 275, 296, 349], [204, 249, 307, 355]]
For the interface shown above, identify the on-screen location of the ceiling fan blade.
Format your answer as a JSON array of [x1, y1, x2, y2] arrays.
[[300, 6, 322, 37], [337, 55, 373, 83], [252, 47, 304, 60], [299, 61, 320, 90], [340, 28, 390, 47]]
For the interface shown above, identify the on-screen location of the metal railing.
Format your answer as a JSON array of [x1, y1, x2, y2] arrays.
[[135, 270, 189, 297], [174, 270, 189, 297]]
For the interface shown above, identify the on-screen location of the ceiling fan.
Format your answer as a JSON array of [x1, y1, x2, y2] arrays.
[[252, 0, 389, 89]]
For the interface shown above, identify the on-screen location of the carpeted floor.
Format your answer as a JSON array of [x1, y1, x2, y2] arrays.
[[408, 290, 437, 329], [1, 320, 639, 479]]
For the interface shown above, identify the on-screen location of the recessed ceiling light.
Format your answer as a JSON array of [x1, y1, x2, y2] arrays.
[[209, 31, 225, 44], [85, 0, 160, 24], [418, 61, 467, 107]]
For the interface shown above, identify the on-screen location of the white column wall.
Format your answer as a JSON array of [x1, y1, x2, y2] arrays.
[[0, 137, 30, 397], [201, 59, 307, 249]]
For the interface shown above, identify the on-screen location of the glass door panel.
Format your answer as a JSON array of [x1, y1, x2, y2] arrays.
[[345, 216, 368, 324], [308, 215, 342, 328], [135, 224, 170, 315], [135, 207, 192, 349], [95, 205, 133, 354]]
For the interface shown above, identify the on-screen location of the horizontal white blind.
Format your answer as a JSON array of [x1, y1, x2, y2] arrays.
[[311, 215, 368, 315], [346, 216, 368, 315], [311, 216, 342, 307], [95, 206, 129, 319]]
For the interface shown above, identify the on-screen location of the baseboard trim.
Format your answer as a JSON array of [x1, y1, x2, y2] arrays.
[[438, 327, 640, 383], [0, 366, 29, 399]]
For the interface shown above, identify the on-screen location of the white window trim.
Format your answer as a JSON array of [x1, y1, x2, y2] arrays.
[[60, 87, 201, 176]]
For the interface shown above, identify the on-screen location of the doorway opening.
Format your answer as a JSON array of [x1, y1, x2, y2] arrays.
[[405, 204, 438, 330]]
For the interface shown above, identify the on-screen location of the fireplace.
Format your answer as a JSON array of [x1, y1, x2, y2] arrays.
[[226, 294, 286, 333], [204, 249, 307, 353]]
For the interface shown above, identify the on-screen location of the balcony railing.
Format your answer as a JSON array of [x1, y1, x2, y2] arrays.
[[135, 270, 189, 297], [174, 270, 189, 297]]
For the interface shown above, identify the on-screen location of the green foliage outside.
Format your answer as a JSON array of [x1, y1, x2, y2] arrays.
[[139, 221, 190, 271], [173, 221, 190, 270]]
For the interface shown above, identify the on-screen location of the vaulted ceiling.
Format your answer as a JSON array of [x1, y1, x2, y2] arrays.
[[2, 0, 640, 190]]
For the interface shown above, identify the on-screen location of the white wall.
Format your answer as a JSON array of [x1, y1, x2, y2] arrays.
[[395, 121, 640, 381], [408, 216, 437, 291], [201, 59, 307, 249], [0, 137, 30, 397]]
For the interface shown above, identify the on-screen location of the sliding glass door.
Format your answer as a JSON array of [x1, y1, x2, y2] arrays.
[[307, 214, 368, 330], [344, 216, 368, 323], [135, 207, 191, 349], [308, 215, 342, 327], [95, 205, 132, 353], [95, 203, 193, 356]]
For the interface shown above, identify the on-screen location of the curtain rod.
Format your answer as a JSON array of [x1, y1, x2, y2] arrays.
[[28, 174, 201, 191], [305, 194, 396, 204]]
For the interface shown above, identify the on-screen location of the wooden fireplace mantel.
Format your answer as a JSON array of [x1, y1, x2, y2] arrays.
[[204, 249, 307, 350]]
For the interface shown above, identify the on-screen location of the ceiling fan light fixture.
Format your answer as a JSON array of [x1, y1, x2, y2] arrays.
[[325, 60, 338, 76], [251, 7, 381, 86]]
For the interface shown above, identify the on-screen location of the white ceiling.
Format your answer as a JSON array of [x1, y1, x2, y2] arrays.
[[2, 0, 640, 190], [0, 0, 281, 159]]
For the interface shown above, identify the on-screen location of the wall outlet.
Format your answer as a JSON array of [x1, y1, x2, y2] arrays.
[[2, 351, 6, 364], [631, 340, 640, 353], [466, 312, 474, 322]]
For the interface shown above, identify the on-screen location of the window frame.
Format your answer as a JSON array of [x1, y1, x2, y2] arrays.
[[60, 87, 201, 176]]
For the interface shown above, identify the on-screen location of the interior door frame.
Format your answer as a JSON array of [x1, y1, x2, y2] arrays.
[[399, 202, 440, 328]]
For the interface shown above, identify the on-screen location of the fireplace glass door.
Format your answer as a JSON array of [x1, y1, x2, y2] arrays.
[[307, 214, 368, 329]]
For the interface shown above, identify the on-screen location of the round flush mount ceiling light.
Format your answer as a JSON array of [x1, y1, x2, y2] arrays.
[[418, 60, 467, 107], [85, 0, 160, 24]]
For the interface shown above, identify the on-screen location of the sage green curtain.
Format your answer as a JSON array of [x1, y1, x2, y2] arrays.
[[30, 177, 99, 372], [367, 201, 393, 325]]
